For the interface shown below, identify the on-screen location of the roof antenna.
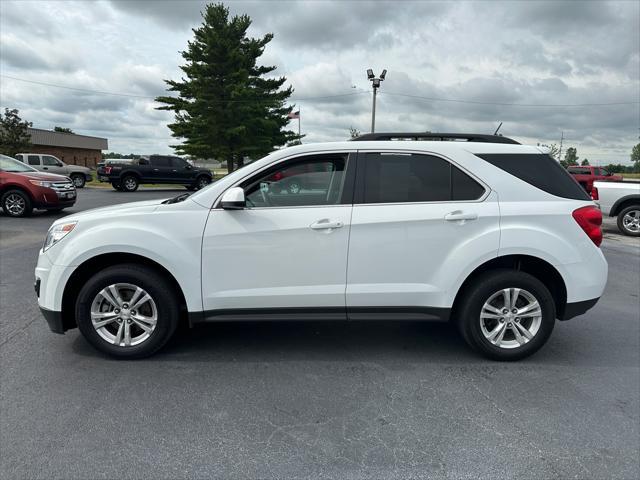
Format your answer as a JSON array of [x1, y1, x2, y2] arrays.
[[493, 122, 503, 136]]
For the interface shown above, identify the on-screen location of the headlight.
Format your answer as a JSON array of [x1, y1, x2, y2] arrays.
[[29, 179, 53, 188], [43, 221, 77, 251]]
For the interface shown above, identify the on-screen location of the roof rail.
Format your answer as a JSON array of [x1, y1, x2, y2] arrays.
[[352, 132, 520, 145]]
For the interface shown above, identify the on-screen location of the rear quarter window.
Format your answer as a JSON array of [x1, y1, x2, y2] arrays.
[[477, 153, 590, 201]]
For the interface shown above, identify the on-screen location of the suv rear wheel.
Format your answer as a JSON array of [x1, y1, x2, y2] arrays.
[[456, 269, 555, 361], [121, 175, 139, 192], [617, 205, 640, 236], [1, 189, 33, 217], [71, 173, 86, 188], [75, 265, 180, 358]]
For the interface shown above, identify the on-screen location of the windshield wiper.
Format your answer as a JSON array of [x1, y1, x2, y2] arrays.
[[162, 193, 191, 204]]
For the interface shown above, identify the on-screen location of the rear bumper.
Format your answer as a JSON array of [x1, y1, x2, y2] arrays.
[[559, 297, 600, 320], [39, 307, 65, 334]]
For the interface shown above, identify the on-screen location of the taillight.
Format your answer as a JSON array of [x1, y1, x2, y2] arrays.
[[572, 206, 602, 247], [104, 166, 112, 174], [590, 186, 599, 200]]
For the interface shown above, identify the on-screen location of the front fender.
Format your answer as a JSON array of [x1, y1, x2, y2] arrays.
[[42, 203, 208, 312]]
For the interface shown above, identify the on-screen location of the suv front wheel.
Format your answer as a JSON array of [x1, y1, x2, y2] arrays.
[[456, 270, 555, 361], [75, 265, 180, 358]]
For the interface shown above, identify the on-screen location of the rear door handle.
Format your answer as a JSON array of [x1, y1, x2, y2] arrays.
[[445, 211, 478, 222], [153, 168, 159, 171], [310, 219, 344, 230]]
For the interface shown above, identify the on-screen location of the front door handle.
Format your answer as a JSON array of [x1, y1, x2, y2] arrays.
[[153, 168, 159, 172], [43, 167, 48, 170], [445, 211, 478, 222], [310, 219, 344, 230]]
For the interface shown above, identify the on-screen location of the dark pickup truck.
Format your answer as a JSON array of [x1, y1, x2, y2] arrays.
[[97, 155, 213, 192]]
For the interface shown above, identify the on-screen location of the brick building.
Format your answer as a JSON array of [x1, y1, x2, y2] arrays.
[[27, 128, 108, 168]]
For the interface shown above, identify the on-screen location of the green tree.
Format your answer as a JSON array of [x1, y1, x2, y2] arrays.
[[54, 126, 74, 134], [581, 158, 590, 166], [564, 147, 579, 166], [631, 143, 640, 172], [156, 3, 299, 173], [0, 108, 32, 157]]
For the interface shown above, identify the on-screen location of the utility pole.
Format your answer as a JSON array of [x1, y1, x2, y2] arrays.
[[367, 69, 387, 133], [558, 131, 564, 162]]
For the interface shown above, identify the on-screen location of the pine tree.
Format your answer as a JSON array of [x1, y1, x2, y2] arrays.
[[156, 3, 299, 173]]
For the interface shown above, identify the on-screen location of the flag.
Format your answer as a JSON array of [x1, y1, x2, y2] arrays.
[[288, 110, 300, 119]]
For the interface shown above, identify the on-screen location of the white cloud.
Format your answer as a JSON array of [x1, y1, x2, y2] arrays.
[[0, 0, 637, 162]]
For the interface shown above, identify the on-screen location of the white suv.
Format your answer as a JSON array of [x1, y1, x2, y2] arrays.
[[35, 134, 607, 360]]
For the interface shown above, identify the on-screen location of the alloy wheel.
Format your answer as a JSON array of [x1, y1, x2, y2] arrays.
[[288, 182, 301, 194], [4, 194, 26, 216], [622, 210, 640, 233], [197, 177, 209, 189], [72, 175, 85, 187], [479, 288, 542, 349], [90, 283, 157, 347], [124, 178, 137, 190]]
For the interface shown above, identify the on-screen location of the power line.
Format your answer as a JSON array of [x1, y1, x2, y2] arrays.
[[381, 90, 640, 107], [3, 74, 638, 107], [0, 75, 368, 102]]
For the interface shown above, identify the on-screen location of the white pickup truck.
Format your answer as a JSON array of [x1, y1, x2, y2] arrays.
[[593, 180, 640, 236]]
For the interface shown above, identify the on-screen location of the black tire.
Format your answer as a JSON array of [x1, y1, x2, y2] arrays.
[[1, 189, 33, 217], [195, 175, 211, 190], [111, 182, 123, 191], [71, 173, 86, 188], [455, 269, 555, 361], [616, 205, 640, 237], [185, 185, 196, 191], [121, 175, 139, 192], [75, 265, 180, 359]]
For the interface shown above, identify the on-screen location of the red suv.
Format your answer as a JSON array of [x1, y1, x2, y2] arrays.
[[0, 154, 76, 217]]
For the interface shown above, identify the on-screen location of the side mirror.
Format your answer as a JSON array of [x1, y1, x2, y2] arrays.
[[220, 187, 246, 210], [186, 164, 192, 170]]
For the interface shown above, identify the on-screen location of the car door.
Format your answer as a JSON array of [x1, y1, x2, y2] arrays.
[[42, 155, 66, 175], [149, 156, 173, 182], [170, 157, 195, 183], [346, 151, 500, 317], [26, 155, 43, 171], [201, 152, 355, 315]]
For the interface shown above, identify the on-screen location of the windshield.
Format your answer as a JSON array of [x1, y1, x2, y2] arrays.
[[0, 154, 38, 173]]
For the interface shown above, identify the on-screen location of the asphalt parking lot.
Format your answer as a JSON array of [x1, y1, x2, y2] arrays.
[[1, 187, 639, 479]]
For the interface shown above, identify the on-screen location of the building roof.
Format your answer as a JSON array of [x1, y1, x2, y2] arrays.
[[28, 128, 108, 150]]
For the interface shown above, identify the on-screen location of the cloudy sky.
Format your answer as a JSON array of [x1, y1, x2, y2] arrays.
[[1, 0, 638, 162]]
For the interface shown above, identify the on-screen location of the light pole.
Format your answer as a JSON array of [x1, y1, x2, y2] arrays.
[[367, 68, 386, 133]]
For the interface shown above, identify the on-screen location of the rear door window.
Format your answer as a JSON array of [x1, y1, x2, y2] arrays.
[[477, 153, 590, 200], [28, 155, 40, 166], [151, 156, 171, 167], [358, 152, 485, 204]]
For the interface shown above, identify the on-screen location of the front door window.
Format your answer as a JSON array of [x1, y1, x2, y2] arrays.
[[243, 154, 348, 208]]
